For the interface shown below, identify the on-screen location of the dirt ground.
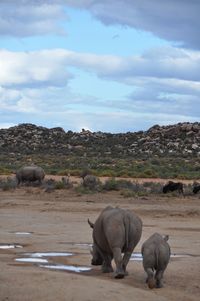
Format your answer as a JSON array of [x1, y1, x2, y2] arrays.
[[0, 176, 200, 301]]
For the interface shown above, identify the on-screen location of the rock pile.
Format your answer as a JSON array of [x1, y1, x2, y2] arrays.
[[0, 122, 199, 158]]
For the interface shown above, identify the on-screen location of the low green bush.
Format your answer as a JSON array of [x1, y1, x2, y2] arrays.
[[103, 178, 120, 191], [54, 181, 66, 189], [120, 189, 137, 198], [75, 185, 97, 195]]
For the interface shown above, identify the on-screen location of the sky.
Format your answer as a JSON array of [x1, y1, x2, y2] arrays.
[[0, 0, 199, 133]]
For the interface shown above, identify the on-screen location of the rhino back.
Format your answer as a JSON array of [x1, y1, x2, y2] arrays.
[[93, 208, 124, 254], [17, 166, 45, 181], [157, 243, 170, 267], [142, 233, 170, 269], [93, 208, 142, 253]]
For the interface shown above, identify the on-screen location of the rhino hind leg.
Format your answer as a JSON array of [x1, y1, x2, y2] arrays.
[[122, 251, 132, 274], [112, 247, 125, 279], [155, 270, 164, 288], [114, 270, 125, 279], [148, 277, 156, 289], [145, 268, 156, 289], [101, 255, 113, 273], [102, 263, 113, 273]]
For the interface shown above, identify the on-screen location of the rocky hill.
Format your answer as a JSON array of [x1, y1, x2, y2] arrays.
[[0, 122, 199, 158]]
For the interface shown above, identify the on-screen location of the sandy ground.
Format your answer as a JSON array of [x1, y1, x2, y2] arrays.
[[0, 177, 200, 301]]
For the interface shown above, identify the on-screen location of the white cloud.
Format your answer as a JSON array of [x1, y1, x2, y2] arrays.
[[0, 46, 199, 132], [0, 1, 66, 37], [0, 49, 73, 87], [0, 1, 199, 132], [1, 47, 200, 88]]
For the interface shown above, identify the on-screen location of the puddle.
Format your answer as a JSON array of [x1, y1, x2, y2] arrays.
[[41, 264, 91, 273], [10, 240, 196, 277], [0, 244, 23, 249], [25, 252, 73, 258], [130, 253, 143, 261], [170, 254, 194, 258], [15, 232, 32, 235], [74, 243, 92, 248], [15, 250, 91, 274], [60, 242, 92, 249], [130, 252, 194, 261], [15, 258, 48, 263]]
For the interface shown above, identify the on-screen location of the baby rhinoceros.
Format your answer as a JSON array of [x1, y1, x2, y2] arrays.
[[141, 233, 170, 289], [88, 206, 142, 279]]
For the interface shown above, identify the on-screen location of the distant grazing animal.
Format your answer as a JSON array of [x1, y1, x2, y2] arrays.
[[141, 233, 171, 289], [162, 181, 183, 194], [88, 206, 142, 279], [83, 174, 99, 190], [16, 165, 45, 185], [193, 185, 200, 194]]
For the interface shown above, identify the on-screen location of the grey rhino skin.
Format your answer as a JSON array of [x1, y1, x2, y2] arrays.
[[16, 166, 45, 185], [88, 206, 142, 279], [141, 233, 170, 289]]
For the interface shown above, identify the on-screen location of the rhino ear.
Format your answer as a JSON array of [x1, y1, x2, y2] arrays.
[[88, 219, 94, 229], [163, 234, 169, 241]]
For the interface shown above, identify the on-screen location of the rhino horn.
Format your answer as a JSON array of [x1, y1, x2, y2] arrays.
[[88, 219, 94, 228], [163, 234, 169, 241]]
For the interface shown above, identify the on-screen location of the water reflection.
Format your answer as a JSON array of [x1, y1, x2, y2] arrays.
[[26, 252, 73, 258], [0, 244, 22, 249], [41, 264, 91, 273], [15, 258, 48, 263]]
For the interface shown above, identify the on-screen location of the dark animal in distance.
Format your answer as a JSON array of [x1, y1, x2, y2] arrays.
[[193, 185, 200, 194], [83, 174, 99, 190], [88, 206, 142, 279], [141, 233, 171, 289], [16, 165, 45, 185], [162, 181, 183, 194]]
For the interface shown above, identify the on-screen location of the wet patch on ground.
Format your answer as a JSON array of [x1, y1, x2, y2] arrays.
[[0, 243, 23, 249], [41, 264, 91, 273], [14, 232, 33, 235], [15, 257, 48, 263], [166, 227, 200, 232], [130, 252, 198, 261], [25, 252, 73, 257], [14, 250, 91, 273], [1, 240, 197, 275]]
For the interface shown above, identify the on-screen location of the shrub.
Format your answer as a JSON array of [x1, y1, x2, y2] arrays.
[[75, 185, 96, 195], [0, 167, 12, 175], [103, 178, 120, 191], [115, 179, 134, 190], [55, 181, 66, 190], [0, 177, 17, 190], [120, 189, 137, 198], [142, 182, 163, 194]]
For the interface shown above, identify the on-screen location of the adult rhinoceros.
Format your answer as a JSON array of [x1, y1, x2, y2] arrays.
[[88, 206, 142, 279], [16, 165, 45, 185], [141, 233, 171, 289]]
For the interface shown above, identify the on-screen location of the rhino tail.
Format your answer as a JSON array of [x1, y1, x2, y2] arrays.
[[88, 218, 94, 228], [163, 234, 169, 242]]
